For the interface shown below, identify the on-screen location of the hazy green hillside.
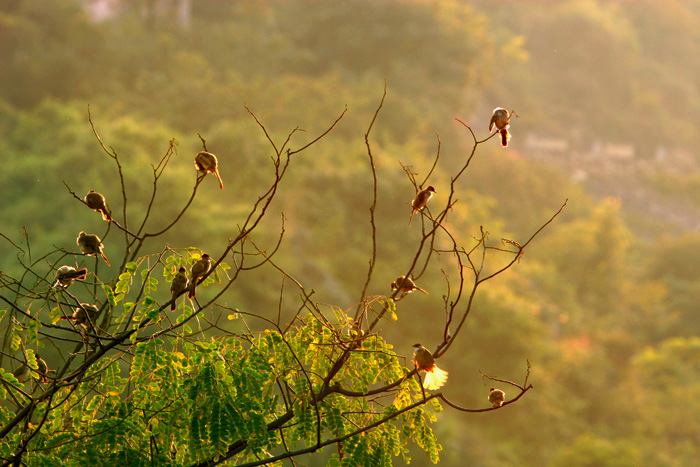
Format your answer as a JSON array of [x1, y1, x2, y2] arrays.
[[1, 1, 700, 465]]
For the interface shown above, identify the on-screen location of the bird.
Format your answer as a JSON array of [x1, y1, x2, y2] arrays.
[[60, 303, 99, 330], [77, 231, 110, 266], [391, 275, 428, 299], [412, 344, 448, 390], [84, 190, 113, 221], [12, 364, 29, 384], [195, 151, 224, 189], [170, 266, 189, 311], [488, 387, 506, 408], [36, 355, 49, 384], [489, 107, 511, 147], [347, 320, 366, 350], [409, 186, 436, 226], [188, 254, 212, 299], [53, 265, 88, 288]]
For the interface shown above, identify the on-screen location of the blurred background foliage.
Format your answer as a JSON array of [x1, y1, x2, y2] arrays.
[[1, 0, 699, 465]]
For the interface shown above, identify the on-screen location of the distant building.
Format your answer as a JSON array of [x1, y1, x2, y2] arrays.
[[80, 0, 118, 21], [526, 133, 570, 153], [79, 0, 192, 29], [658, 147, 697, 174], [601, 143, 635, 161]]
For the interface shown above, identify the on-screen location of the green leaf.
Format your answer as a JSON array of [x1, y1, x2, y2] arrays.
[[102, 284, 117, 306], [49, 306, 61, 324], [10, 333, 20, 351], [146, 308, 160, 321], [27, 319, 39, 345]]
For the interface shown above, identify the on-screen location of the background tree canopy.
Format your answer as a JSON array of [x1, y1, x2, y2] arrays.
[[2, 0, 700, 465]]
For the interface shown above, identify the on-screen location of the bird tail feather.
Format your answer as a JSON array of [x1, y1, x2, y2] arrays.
[[500, 128, 510, 147], [423, 365, 448, 390]]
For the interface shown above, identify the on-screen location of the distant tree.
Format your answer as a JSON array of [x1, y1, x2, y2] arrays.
[[0, 91, 564, 466], [0, 0, 107, 107], [548, 434, 643, 467]]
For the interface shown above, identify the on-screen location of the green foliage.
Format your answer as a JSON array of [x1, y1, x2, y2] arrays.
[[532, 198, 632, 312], [0, 314, 444, 466], [548, 434, 643, 467], [0, 0, 108, 107]]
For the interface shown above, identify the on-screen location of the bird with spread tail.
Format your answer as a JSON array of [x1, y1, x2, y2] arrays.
[[77, 231, 110, 266], [391, 275, 428, 299], [84, 190, 112, 221], [188, 254, 212, 299], [412, 343, 448, 390], [409, 186, 436, 226], [170, 266, 189, 310], [488, 387, 506, 408], [53, 265, 88, 288], [195, 151, 224, 189], [489, 107, 511, 147]]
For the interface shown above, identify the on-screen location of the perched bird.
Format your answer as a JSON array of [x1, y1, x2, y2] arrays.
[[84, 190, 113, 221], [488, 387, 506, 408], [53, 265, 88, 288], [170, 266, 189, 311], [391, 275, 428, 299], [60, 303, 99, 330], [489, 107, 511, 147], [409, 186, 436, 226], [12, 364, 29, 384], [347, 319, 366, 350], [412, 344, 448, 390], [77, 231, 110, 266], [188, 254, 212, 299], [36, 355, 49, 384], [195, 151, 224, 190]]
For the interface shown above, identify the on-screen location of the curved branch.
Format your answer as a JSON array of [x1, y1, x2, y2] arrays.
[[354, 82, 385, 321]]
